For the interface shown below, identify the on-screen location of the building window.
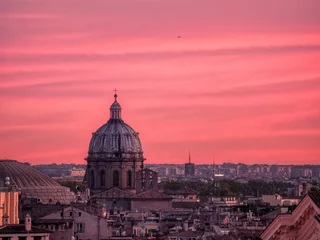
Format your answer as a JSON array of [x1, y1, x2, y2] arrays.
[[127, 170, 132, 187], [18, 237, 27, 240], [34, 237, 42, 240], [79, 212, 82, 217], [100, 170, 106, 187], [58, 224, 65, 231], [76, 223, 85, 232], [49, 224, 55, 231], [113, 170, 119, 187], [90, 170, 95, 188], [70, 211, 73, 216]]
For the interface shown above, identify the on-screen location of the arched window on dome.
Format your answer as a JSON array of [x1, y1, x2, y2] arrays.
[[100, 170, 105, 187], [90, 170, 95, 188], [113, 170, 119, 187], [127, 170, 132, 187]]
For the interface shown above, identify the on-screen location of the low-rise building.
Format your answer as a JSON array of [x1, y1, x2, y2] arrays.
[[165, 187, 198, 202], [168, 230, 204, 240], [0, 214, 51, 240], [210, 196, 238, 206], [39, 204, 110, 240], [0, 191, 19, 225], [262, 194, 300, 206], [260, 190, 320, 240], [70, 168, 86, 177]]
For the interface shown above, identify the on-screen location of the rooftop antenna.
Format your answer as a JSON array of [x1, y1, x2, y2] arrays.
[[272, 158, 281, 194], [188, 151, 191, 163], [212, 157, 215, 181], [141, 161, 145, 192]]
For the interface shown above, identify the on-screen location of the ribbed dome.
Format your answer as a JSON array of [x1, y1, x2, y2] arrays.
[[0, 160, 60, 188], [0, 160, 74, 204], [88, 94, 143, 158], [89, 120, 143, 155]]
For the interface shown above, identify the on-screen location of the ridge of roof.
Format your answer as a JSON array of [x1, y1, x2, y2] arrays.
[[260, 190, 320, 238], [132, 189, 172, 199], [165, 186, 198, 195], [308, 189, 320, 209], [92, 187, 135, 198]]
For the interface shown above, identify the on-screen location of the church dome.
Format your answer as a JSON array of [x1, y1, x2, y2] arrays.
[[88, 94, 143, 159], [0, 160, 74, 204]]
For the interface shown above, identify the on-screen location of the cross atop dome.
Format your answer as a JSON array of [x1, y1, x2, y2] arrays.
[[110, 89, 122, 120], [113, 88, 118, 101]]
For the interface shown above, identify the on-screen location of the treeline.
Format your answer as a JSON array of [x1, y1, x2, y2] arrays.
[[33, 164, 86, 177], [160, 180, 297, 197]]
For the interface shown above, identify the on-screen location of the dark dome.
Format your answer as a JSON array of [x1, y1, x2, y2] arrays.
[[0, 160, 74, 204], [88, 95, 143, 158], [89, 120, 143, 154]]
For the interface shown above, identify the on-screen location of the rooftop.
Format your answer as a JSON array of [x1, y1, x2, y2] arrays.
[[0, 225, 51, 234], [132, 189, 172, 200]]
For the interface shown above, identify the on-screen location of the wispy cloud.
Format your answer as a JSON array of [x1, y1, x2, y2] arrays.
[[2, 44, 320, 64], [0, 13, 59, 20], [272, 114, 320, 130], [0, 0, 319, 164]]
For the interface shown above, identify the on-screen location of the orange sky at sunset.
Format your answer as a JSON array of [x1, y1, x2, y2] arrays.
[[0, 0, 320, 165]]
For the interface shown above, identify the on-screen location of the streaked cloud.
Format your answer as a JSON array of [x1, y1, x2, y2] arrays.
[[0, 0, 319, 164], [2, 44, 320, 65]]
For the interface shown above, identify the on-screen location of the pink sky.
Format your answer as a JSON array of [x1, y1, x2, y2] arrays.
[[0, 0, 320, 165]]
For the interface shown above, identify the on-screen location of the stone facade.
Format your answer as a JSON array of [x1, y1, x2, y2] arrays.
[[131, 190, 172, 212], [136, 168, 158, 193], [131, 199, 172, 212], [91, 187, 134, 210], [86, 160, 142, 194]]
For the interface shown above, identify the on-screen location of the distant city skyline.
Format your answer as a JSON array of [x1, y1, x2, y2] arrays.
[[0, 1, 319, 165]]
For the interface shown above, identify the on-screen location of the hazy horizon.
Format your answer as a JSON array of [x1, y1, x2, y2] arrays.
[[1, 0, 320, 165]]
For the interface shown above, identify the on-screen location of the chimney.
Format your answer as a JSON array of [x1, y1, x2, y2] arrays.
[[85, 188, 90, 200], [25, 213, 32, 231], [2, 213, 9, 225]]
